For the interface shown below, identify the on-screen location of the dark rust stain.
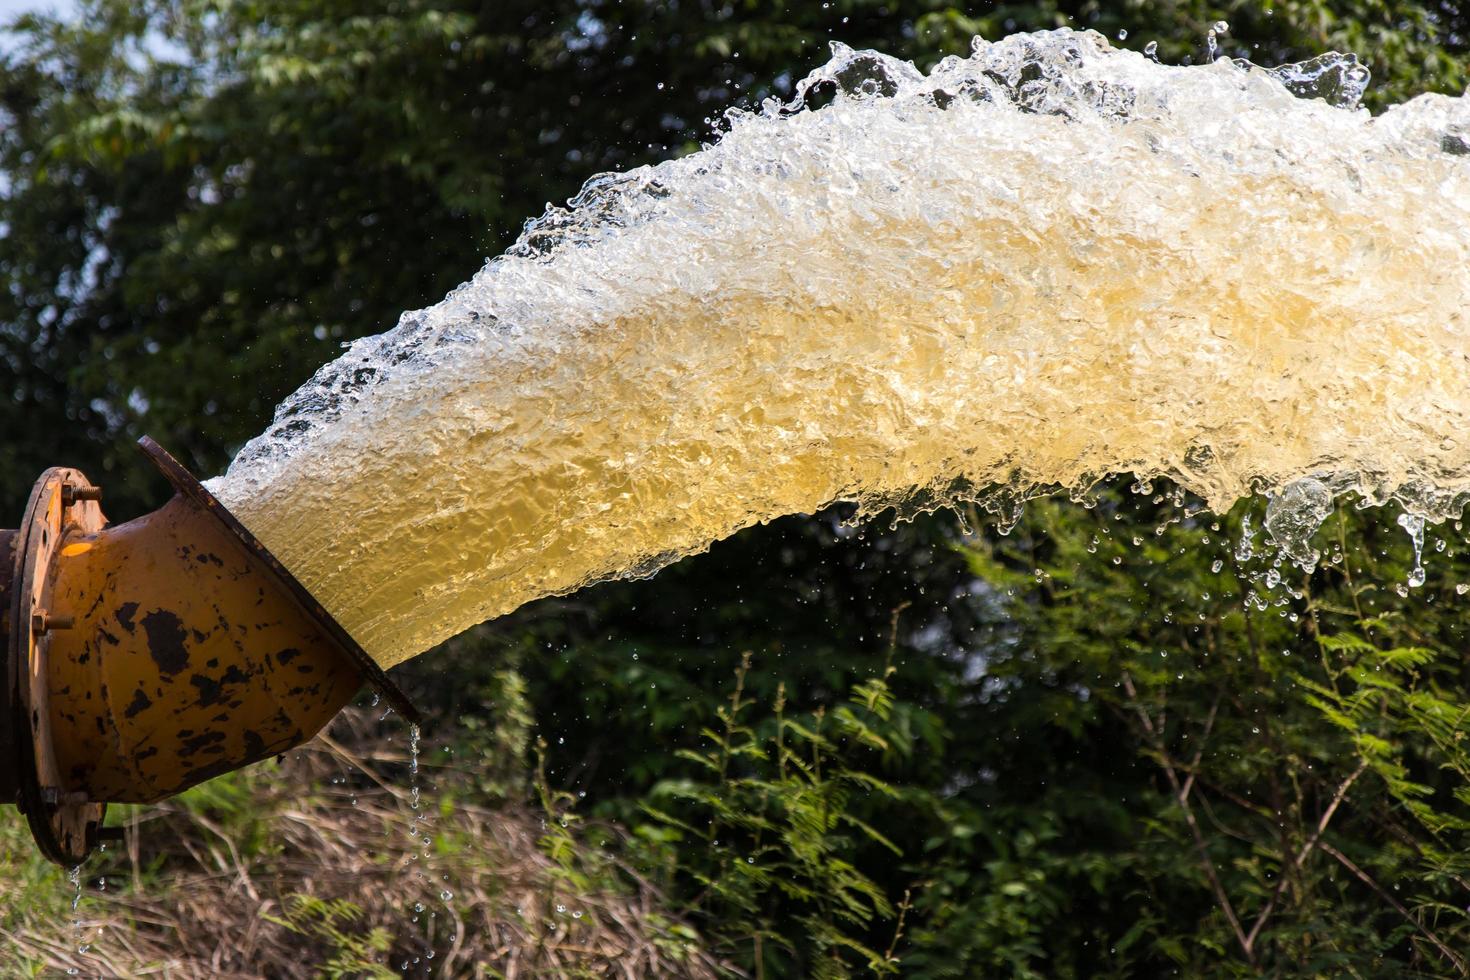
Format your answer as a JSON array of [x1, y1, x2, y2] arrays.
[[141, 609, 189, 676], [189, 664, 251, 708], [179, 730, 225, 756], [115, 601, 139, 632], [124, 688, 152, 719], [275, 647, 302, 665]]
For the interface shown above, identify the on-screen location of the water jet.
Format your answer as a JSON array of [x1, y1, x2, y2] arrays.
[[0, 437, 416, 865]]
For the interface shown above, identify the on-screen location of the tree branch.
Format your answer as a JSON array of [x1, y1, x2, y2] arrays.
[[1244, 758, 1368, 949], [1122, 674, 1256, 967], [1319, 841, 1468, 976]]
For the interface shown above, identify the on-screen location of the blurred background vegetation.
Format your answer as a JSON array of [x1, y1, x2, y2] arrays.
[[3, 0, 1470, 976]]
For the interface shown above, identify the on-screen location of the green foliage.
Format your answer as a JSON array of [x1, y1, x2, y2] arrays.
[[909, 487, 1470, 976], [489, 481, 1470, 977], [264, 894, 396, 979], [635, 650, 906, 977], [433, 631, 536, 802], [0, 811, 84, 970]]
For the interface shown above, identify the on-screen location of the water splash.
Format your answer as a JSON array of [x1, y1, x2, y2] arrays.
[[210, 29, 1470, 668], [1263, 478, 1334, 572]]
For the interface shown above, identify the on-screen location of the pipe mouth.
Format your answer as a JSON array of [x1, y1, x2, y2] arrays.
[[136, 437, 419, 724]]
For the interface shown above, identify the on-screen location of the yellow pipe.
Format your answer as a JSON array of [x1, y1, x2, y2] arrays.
[[2, 438, 416, 865]]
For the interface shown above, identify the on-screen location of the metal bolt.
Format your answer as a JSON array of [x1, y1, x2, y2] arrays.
[[61, 484, 102, 506], [32, 611, 74, 633]]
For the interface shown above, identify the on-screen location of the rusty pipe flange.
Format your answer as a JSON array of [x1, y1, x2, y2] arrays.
[[4, 467, 109, 865]]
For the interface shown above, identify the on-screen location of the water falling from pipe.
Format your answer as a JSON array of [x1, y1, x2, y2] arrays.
[[208, 29, 1470, 668]]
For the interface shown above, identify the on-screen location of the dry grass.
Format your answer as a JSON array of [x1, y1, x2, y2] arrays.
[[1, 709, 726, 979]]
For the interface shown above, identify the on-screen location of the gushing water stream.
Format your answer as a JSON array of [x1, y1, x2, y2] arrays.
[[208, 30, 1470, 668]]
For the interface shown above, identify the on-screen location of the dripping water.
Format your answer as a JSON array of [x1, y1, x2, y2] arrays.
[[64, 863, 91, 974], [1398, 512, 1427, 590]]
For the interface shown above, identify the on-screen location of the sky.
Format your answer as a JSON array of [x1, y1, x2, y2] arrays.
[[0, 0, 73, 32]]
